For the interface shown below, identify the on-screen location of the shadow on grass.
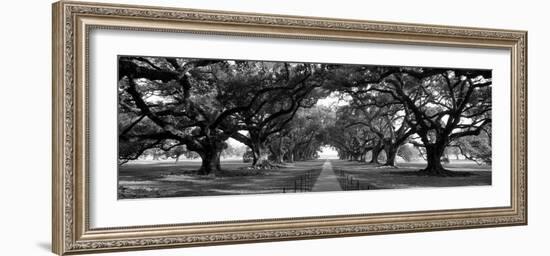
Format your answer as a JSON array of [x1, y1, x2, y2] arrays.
[[329, 160, 491, 189], [334, 169, 385, 190], [118, 160, 325, 199], [391, 170, 476, 177]]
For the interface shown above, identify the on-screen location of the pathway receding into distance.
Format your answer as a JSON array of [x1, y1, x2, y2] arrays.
[[311, 160, 342, 192]]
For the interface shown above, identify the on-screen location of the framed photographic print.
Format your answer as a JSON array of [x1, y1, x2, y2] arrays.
[[52, 1, 527, 255]]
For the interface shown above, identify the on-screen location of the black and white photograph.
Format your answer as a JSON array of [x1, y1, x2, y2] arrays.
[[117, 56, 492, 199]]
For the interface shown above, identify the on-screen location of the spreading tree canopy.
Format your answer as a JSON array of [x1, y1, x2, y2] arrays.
[[118, 56, 491, 176]]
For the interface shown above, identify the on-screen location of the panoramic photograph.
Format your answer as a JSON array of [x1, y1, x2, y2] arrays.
[[117, 55, 492, 199]]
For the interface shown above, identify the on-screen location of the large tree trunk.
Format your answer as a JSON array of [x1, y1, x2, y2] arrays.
[[252, 146, 268, 165], [383, 145, 398, 166], [370, 145, 381, 164], [197, 149, 222, 175], [251, 141, 274, 169], [276, 152, 284, 164], [420, 144, 446, 175], [340, 152, 347, 160], [419, 142, 468, 176], [275, 137, 285, 164]]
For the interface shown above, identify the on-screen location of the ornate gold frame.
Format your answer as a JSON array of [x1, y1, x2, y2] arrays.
[[52, 1, 527, 255]]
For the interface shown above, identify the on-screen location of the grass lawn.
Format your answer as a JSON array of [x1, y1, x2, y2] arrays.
[[331, 159, 491, 190], [118, 159, 491, 199], [118, 159, 323, 199]]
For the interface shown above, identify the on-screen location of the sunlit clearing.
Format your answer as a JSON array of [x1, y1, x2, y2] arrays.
[[319, 146, 338, 159], [226, 137, 245, 147], [316, 92, 350, 107]]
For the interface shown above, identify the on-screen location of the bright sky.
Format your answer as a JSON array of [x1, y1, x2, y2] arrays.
[[318, 146, 339, 159], [315, 92, 350, 107], [226, 137, 244, 147]]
